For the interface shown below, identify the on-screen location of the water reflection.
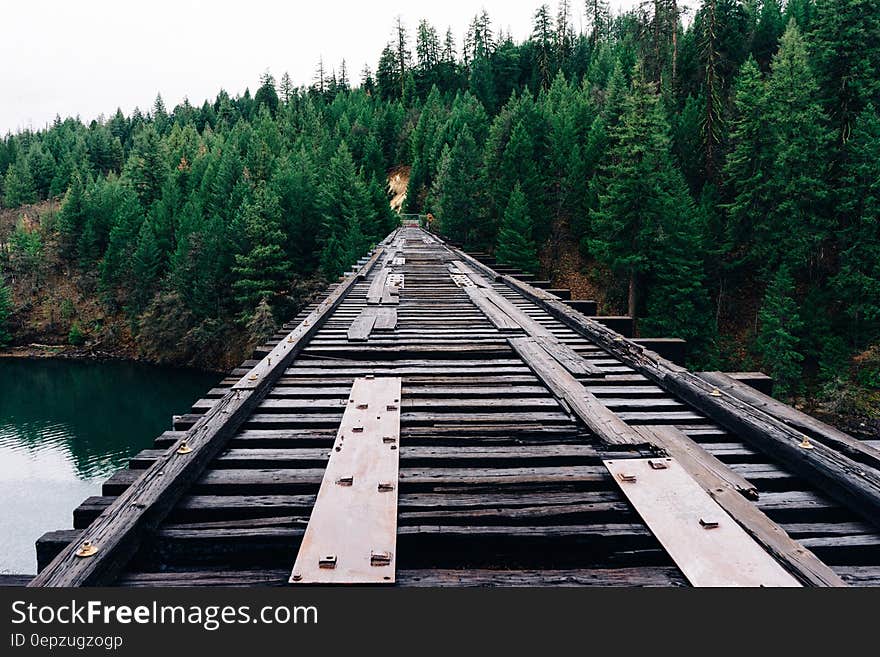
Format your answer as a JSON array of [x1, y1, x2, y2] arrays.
[[0, 358, 218, 574]]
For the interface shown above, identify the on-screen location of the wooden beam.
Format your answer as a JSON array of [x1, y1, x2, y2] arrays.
[[374, 307, 398, 331], [604, 457, 802, 587], [508, 337, 642, 446], [290, 377, 402, 584], [634, 426, 846, 587], [29, 247, 386, 587], [455, 263, 604, 376], [634, 425, 757, 499], [347, 309, 378, 342], [699, 371, 880, 472], [366, 268, 389, 305], [463, 287, 520, 331]]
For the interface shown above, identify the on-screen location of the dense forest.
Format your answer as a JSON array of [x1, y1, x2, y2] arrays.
[[0, 0, 878, 420]]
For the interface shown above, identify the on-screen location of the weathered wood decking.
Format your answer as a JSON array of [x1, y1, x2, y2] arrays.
[[27, 226, 880, 587]]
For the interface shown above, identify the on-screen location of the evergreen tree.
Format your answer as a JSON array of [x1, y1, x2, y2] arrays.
[[495, 183, 540, 273], [751, 0, 783, 71], [57, 170, 87, 258], [431, 125, 487, 247], [589, 68, 691, 320], [832, 105, 880, 346], [809, 0, 880, 142], [26, 141, 55, 199], [585, 0, 611, 48], [2, 160, 37, 207], [255, 72, 280, 116], [125, 125, 168, 210], [232, 184, 292, 315], [318, 143, 371, 278], [279, 72, 294, 104], [247, 297, 277, 345], [757, 265, 804, 396], [762, 21, 831, 273], [152, 94, 169, 135], [129, 220, 162, 315], [723, 57, 772, 262]]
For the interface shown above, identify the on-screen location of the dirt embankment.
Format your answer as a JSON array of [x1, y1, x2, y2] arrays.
[[388, 165, 410, 213], [0, 202, 226, 370]]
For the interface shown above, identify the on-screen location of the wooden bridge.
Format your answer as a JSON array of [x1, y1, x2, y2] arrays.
[[26, 225, 880, 587]]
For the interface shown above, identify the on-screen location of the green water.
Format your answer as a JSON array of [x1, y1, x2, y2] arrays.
[[0, 358, 218, 575]]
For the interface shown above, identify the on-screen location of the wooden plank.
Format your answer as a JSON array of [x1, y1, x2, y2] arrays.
[[366, 269, 389, 304], [463, 287, 520, 331], [604, 458, 802, 587], [374, 307, 398, 330], [634, 426, 845, 587], [347, 309, 377, 342], [456, 271, 604, 376], [508, 337, 642, 446], [635, 425, 757, 499], [290, 377, 402, 584], [535, 336, 603, 377], [699, 371, 880, 472], [29, 247, 386, 588]]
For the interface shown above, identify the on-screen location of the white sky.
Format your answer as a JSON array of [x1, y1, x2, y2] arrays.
[[1, 0, 680, 134]]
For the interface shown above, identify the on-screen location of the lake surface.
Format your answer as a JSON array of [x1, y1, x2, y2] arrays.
[[0, 358, 218, 574]]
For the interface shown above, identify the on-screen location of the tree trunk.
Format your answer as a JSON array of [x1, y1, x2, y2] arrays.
[[628, 270, 638, 326]]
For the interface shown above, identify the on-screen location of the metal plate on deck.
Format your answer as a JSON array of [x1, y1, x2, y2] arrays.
[[604, 458, 800, 587], [291, 377, 402, 584]]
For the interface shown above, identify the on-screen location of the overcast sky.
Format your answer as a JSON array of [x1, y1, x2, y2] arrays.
[[1, 0, 688, 134]]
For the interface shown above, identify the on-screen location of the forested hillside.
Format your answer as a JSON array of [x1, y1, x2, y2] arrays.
[[0, 0, 878, 422]]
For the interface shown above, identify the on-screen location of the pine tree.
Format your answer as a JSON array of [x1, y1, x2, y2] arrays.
[[318, 143, 371, 278], [752, 0, 783, 71], [152, 94, 169, 135], [2, 160, 37, 207], [585, 0, 611, 48], [0, 279, 13, 347], [762, 21, 832, 273], [99, 185, 143, 301], [757, 265, 804, 396], [809, 0, 880, 142], [431, 125, 487, 247], [699, 0, 724, 183], [255, 72, 280, 116], [279, 72, 294, 104], [26, 141, 55, 199], [232, 185, 292, 316], [495, 183, 540, 273], [125, 125, 168, 210], [723, 57, 772, 262], [129, 220, 162, 315], [57, 170, 87, 259], [832, 105, 880, 346], [589, 68, 692, 320], [533, 5, 555, 89], [247, 297, 277, 346]]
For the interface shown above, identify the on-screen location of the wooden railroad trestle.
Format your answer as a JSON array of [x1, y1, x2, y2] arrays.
[[28, 226, 880, 587]]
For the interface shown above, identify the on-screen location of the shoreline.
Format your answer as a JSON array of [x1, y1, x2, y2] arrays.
[[0, 345, 226, 375]]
